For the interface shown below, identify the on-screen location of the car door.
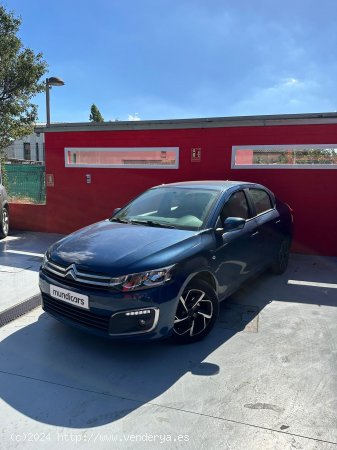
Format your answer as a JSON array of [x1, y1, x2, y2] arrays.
[[212, 189, 260, 299], [247, 188, 281, 265]]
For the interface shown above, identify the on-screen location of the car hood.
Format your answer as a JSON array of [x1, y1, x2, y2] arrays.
[[49, 220, 202, 275]]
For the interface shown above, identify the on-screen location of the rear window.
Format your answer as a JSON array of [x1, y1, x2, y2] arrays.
[[249, 189, 273, 215]]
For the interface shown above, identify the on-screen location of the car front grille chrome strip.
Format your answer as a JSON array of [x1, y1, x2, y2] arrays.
[[44, 261, 113, 287]]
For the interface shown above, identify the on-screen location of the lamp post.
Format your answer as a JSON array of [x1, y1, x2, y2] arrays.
[[45, 76, 65, 126]]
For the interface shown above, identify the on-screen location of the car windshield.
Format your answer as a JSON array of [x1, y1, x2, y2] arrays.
[[111, 187, 220, 230]]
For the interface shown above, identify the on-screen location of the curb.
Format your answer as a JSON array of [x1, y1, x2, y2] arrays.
[[0, 294, 41, 327]]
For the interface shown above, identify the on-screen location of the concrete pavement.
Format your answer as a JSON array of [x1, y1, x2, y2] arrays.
[[0, 234, 336, 449], [0, 231, 64, 323]]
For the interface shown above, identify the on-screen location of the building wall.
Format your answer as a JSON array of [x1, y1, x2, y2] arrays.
[[3, 131, 45, 162], [10, 122, 337, 256]]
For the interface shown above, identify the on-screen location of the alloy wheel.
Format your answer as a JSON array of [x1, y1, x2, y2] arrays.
[[174, 288, 214, 337], [1, 208, 9, 236]]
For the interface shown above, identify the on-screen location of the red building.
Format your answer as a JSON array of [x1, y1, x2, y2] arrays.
[[10, 112, 337, 256]]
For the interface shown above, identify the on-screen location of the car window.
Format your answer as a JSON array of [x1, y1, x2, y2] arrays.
[[220, 190, 250, 221], [249, 188, 273, 215], [114, 187, 220, 230], [119, 189, 163, 216]]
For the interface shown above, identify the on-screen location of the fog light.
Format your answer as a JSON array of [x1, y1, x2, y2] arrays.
[[109, 307, 159, 335], [125, 310, 151, 316]]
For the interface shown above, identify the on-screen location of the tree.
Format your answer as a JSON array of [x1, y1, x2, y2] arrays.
[[89, 104, 104, 122], [0, 5, 48, 152]]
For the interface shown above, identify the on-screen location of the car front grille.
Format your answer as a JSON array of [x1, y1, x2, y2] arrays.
[[42, 294, 111, 332], [43, 260, 113, 289]]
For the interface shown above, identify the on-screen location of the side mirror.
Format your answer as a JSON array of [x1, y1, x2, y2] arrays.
[[216, 217, 245, 233], [112, 207, 121, 216], [224, 217, 245, 231]]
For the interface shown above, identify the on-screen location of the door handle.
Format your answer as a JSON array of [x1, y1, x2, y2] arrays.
[[275, 219, 281, 224], [251, 231, 259, 237]]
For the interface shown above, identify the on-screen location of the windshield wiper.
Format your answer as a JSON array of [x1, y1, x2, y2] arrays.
[[110, 217, 130, 224], [130, 220, 176, 229]]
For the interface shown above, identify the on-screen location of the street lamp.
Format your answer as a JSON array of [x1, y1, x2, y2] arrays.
[[45, 76, 65, 126]]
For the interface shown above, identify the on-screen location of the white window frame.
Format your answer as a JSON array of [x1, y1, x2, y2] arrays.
[[231, 144, 337, 169], [64, 147, 179, 169]]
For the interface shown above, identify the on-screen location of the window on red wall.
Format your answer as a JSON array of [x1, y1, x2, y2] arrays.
[[64, 147, 179, 169], [232, 145, 337, 169]]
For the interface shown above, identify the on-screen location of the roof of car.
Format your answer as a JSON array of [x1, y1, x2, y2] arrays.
[[154, 180, 259, 191]]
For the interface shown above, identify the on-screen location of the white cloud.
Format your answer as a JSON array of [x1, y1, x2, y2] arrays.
[[228, 76, 333, 115], [284, 77, 300, 86], [128, 113, 141, 121]]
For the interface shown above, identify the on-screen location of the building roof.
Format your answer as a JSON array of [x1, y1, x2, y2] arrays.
[[35, 112, 337, 134]]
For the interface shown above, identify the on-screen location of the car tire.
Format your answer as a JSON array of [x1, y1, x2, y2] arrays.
[[270, 237, 291, 275], [0, 206, 9, 239], [171, 279, 219, 344]]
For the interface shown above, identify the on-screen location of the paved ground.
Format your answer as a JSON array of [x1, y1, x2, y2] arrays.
[[0, 231, 337, 449], [0, 231, 63, 314]]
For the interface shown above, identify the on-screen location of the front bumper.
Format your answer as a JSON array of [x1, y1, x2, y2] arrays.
[[39, 270, 180, 340]]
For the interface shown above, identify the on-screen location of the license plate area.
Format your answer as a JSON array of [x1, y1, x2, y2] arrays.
[[49, 284, 89, 310]]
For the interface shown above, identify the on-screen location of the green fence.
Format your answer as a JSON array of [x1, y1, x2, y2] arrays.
[[5, 165, 46, 204]]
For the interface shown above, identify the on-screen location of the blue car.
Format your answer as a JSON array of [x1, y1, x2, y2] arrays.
[[39, 181, 293, 343]]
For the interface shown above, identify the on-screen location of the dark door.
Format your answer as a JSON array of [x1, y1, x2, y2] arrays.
[[212, 189, 261, 299], [247, 188, 281, 264]]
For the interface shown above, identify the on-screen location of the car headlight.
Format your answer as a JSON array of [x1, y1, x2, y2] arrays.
[[109, 265, 175, 291]]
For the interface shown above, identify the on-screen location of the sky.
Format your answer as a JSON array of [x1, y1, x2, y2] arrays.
[[4, 0, 337, 123]]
